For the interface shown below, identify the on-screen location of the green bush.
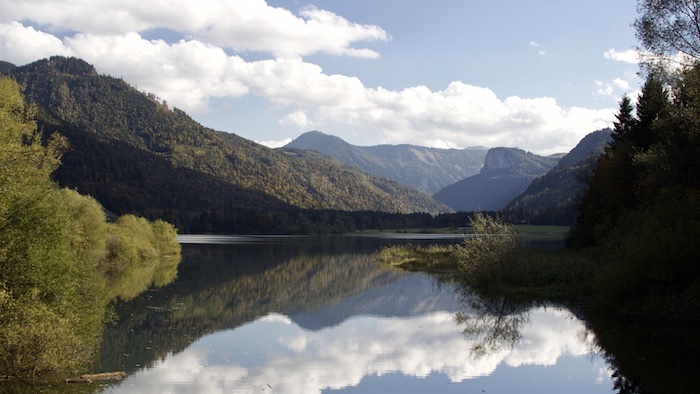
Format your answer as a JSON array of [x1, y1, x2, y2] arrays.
[[0, 77, 181, 379], [101, 215, 181, 300], [455, 213, 518, 287]]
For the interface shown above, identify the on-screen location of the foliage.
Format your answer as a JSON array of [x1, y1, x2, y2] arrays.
[[101, 215, 180, 301], [378, 213, 597, 302], [453, 213, 518, 286], [570, 63, 700, 320], [634, 0, 700, 71], [0, 77, 181, 379]]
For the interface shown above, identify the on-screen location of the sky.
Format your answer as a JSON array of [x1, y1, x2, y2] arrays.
[[0, 0, 642, 155]]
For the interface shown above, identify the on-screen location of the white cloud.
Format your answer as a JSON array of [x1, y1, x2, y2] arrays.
[[604, 48, 641, 64], [256, 137, 293, 149], [280, 110, 314, 128], [530, 41, 546, 55], [0, 23, 612, 154], [0, 22, 68, 64], [0, 1, 617, 155], [0, 0, 388, 58]]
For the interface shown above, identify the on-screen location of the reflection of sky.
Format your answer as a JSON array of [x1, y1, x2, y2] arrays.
[[103, 307, 613, 394]]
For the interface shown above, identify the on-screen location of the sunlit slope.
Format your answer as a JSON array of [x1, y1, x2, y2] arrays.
[[5, 56, 449, 214]]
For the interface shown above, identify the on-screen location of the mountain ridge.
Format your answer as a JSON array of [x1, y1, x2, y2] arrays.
[[285, 130, 487, 194], [3, 56, 450, 226], [432, 147, 560, 212], [503, 128, 612, 224]]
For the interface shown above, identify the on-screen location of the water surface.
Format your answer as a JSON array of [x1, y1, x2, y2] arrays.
[[97, 235, 613, 393]]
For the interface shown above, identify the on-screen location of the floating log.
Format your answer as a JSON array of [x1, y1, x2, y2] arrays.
[[79, 371, 127, 381]]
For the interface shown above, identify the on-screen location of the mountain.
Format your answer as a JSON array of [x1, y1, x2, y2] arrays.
[[285, 131, 488, 194], [503, 128, 613, 225], [432, 147, 560, 212], [3, 56, 449, 229]]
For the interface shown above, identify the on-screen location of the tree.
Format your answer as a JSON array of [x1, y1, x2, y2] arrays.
[[611, 95, 636, 148], [634, 0, 700, 68], [0, 76, 181, 378], [633, 76, 670, 150]]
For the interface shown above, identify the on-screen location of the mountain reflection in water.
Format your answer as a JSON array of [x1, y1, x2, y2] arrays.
[[99, 235, 612, 393]]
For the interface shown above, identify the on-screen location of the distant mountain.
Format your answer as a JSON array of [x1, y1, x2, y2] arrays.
[[285, 131, 487, 194], [4, 56, 449, 229], [503, 128, 612, 225], [432, 147, 559, 212]]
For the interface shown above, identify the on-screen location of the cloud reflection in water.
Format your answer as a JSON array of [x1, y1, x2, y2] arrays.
[[105, 306, 609, 394]]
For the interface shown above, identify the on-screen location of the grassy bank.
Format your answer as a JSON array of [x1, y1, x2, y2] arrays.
[[377, 215, 593, 301]]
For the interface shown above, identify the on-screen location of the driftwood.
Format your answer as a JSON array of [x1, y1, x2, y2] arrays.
[[65, 371, 126, 383], [80, 371, 127, 381]]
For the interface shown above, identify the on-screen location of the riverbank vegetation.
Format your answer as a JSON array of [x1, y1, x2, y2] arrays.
[[377, 214, 597, 301], [380, 0, 700, 322], [380, 62, 700, 322], [0, 77, 181, 380]]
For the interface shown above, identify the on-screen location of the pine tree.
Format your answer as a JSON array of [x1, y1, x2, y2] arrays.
[[611, 94, 636, 149], [633, 76, 670, 150]]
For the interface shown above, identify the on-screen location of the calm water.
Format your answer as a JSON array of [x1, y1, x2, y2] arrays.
[[87, 234, 620, 394]]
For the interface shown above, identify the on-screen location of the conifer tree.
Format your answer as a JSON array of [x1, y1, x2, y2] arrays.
[[611, 94, 636, 149]]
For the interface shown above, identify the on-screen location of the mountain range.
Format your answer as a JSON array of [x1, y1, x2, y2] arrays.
[[1, 55, 611, 230], [2, 56, 449, 226], [285, 131, 487, 195]]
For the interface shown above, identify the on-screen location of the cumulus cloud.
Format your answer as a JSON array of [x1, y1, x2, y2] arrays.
[[108, 308, 606, 394], [0, 22, 68, 64], [0, 1, 618, 154], [0, 0, 388, 58], [595, 77, 632, 98]]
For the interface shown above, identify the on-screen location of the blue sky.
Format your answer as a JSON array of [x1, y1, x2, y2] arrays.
[[0, 0, 641, 154]]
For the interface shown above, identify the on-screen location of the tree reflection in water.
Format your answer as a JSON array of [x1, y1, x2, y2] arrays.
[[451, 281, 534, 358], [455, 297, 531, 357]]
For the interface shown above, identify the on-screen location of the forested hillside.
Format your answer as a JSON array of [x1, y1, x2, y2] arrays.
[[3, 56, 449, 231], [503, 129, 612, 225], [285, 131, 487, 194]]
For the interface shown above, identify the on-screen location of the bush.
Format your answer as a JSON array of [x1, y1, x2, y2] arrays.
[[455, 213, 518, 287], [101, 215, 181, 300]]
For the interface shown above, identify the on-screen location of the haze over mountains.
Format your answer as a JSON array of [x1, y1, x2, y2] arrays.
[[1, 55, 613, 230]]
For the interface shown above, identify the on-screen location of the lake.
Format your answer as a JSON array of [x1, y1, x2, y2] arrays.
[[82, 235, 695, 393], [89, 235, 601, 393]]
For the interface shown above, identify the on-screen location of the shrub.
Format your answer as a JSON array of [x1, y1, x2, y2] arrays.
[[455, 213, 518, 287]]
